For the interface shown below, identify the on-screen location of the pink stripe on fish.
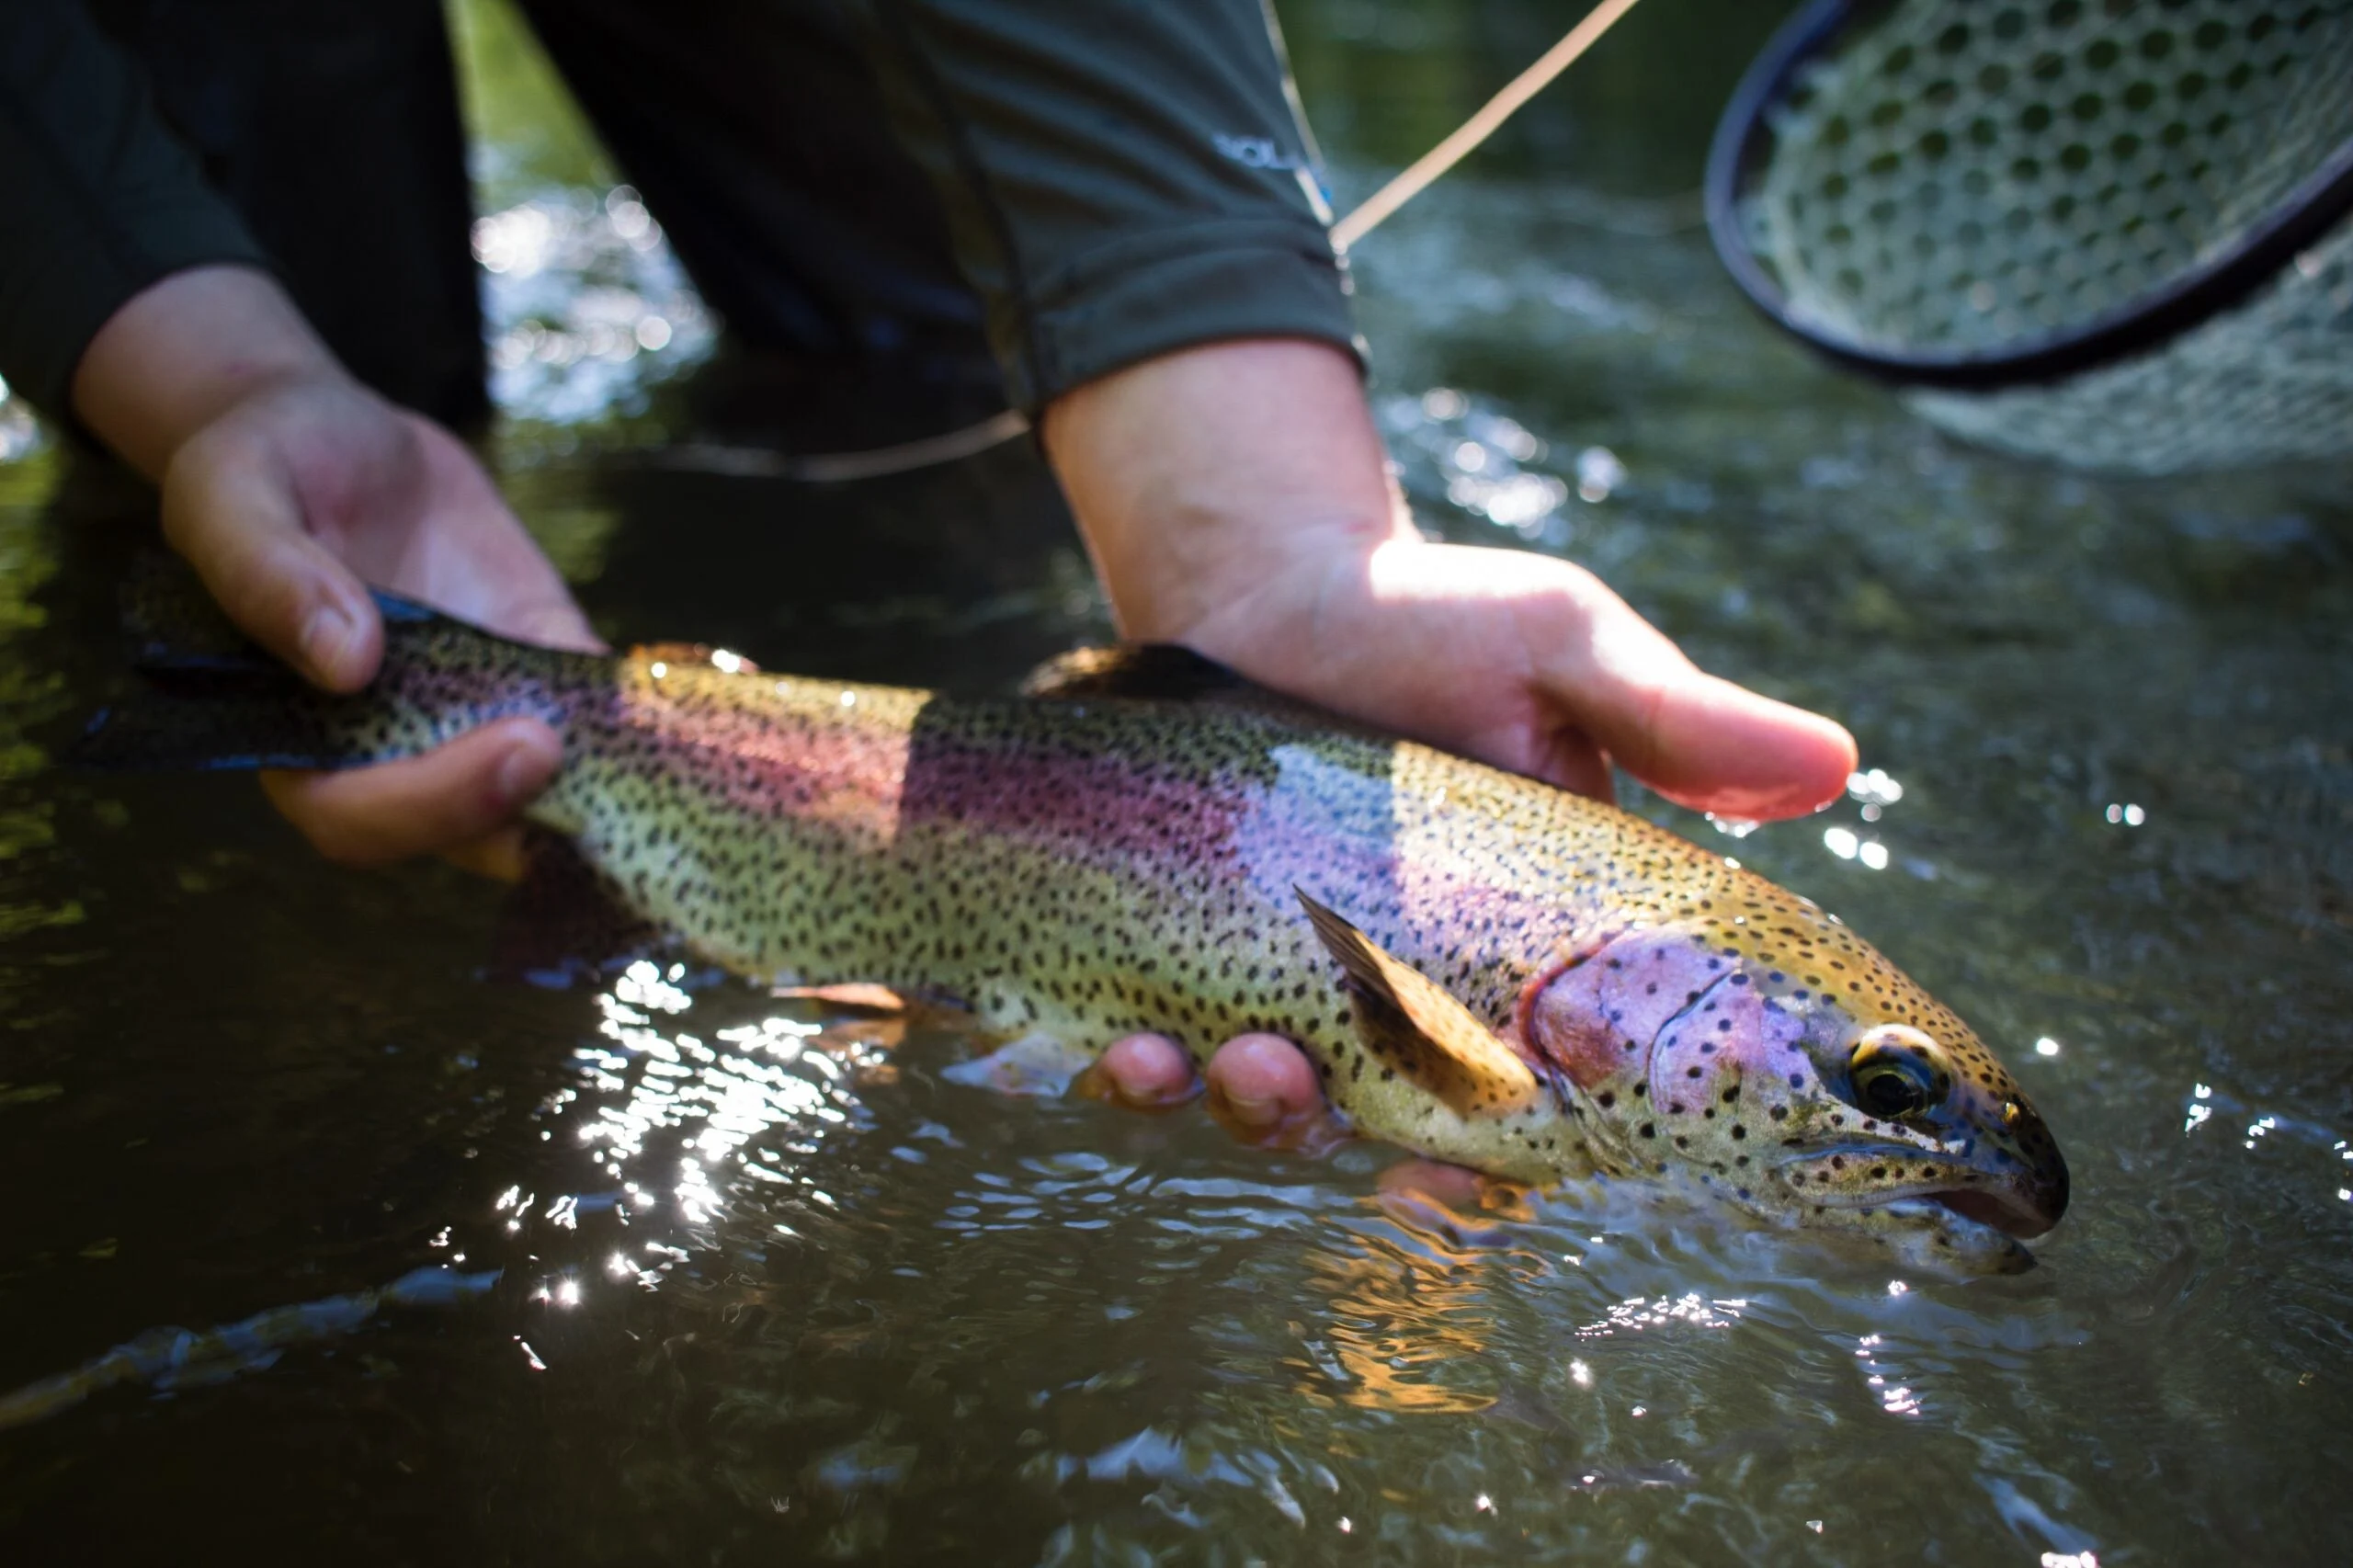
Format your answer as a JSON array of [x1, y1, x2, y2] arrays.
[[607, 673, 912, 845]]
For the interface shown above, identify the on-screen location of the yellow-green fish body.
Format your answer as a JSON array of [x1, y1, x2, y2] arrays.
[[87, 585, 2068, 1271]]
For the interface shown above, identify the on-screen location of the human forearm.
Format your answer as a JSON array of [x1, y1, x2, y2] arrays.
[[72, 264, 342, 482], [1042, 337, 1404, 644]]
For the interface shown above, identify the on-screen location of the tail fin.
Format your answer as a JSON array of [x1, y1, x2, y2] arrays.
[[74, 693, 348, 772], [116, 551, 452, 680], [119, 551, 272, 679], [75, 559, 582, 773]]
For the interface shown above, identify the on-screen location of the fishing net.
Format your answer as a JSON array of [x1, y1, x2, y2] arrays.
[[1706, 0, 2353, 473]]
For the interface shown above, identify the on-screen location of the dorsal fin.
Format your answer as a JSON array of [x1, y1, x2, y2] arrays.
[[1022, 644, 1391, 741], [630, 642, 760, 675], [369, 586, 445, 626], [1019, 643, 1250, 701], [1294, 889, 1540, 1118]]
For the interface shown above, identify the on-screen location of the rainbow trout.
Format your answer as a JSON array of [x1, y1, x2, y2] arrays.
[[87, 579, 2068, 1271]]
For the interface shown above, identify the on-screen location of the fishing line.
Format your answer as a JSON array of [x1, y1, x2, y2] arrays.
[[1330, 0, 1649, 252], [660, 409, 1033, 483]]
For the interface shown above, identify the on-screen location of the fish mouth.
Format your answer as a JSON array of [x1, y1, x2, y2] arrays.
[[1927, 1185, 2055, 1240], [1775, 1151, 2063, 1240], [1866, 1199, 2036, 1273]]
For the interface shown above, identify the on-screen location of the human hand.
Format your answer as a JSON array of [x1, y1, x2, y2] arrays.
[[188, 381, 597, 877], [1044, 337, 1858, 1137], [1169, 532, 1859, 814], [73, 267, 597, 876]]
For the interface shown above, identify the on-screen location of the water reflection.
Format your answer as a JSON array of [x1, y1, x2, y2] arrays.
[[1301, 1215, 1505, 1414], [1383, 384, 1582, 545], [475, 185, 713, 428], [0, 1266, 501, 1430], [517, 960, 897, 1284]]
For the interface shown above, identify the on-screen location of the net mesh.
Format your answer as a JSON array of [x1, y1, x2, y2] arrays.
[[1730, 0, 2353, 472]]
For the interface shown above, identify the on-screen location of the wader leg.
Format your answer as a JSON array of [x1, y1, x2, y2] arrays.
[[88, 0, 487, 431], [513, 0, 1008, 449]]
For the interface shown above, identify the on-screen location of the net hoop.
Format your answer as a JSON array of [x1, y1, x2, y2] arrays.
[[1705, 0, 2353, 391]]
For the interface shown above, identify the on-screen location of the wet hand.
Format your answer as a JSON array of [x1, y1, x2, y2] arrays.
[[72, 267, 597, 876], [1086, 1030, 1339, 1147], [1051, 340, 1856, 822], [1176, 533, 1859, 819], [1090, 1033, 1490, 1210], [174, 379, 597, 875]]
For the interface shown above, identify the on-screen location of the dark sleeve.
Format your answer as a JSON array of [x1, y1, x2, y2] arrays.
[[851, 0, 1359, 413], [0, 0, 272, 421]]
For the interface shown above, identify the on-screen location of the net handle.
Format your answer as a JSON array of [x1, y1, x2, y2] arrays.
[[1704, 0, 2353, 391]]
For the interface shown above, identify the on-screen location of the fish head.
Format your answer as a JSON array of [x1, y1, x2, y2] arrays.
[[1518, 896, 2066, 1272]]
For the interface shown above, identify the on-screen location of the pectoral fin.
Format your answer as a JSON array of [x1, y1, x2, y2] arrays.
[[769, 983, 912, 1014], [631, 642, 759, 674], [1294, 890, 1540, 1118], [941, 1033, 1098, 1098], [1021, 645, 1386, 737]]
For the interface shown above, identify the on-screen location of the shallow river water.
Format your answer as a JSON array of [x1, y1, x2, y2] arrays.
[[3, 2, 2349, 1562]]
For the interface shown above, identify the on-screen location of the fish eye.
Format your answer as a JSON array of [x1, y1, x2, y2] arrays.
[[1847, 1028, 1952, 1121]]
